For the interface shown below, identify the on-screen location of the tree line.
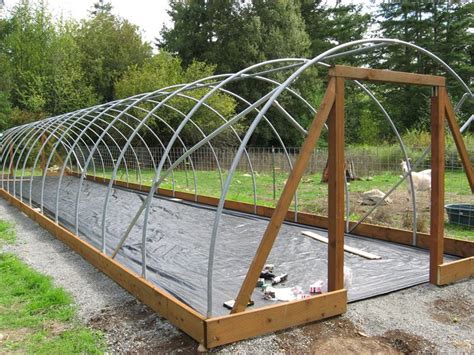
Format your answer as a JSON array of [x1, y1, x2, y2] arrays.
[[0, 0, 472, 146]]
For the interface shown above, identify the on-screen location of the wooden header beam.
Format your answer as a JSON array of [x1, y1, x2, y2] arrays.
[[329, 65, 446, 87]]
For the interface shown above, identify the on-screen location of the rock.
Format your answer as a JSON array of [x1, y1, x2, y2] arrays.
[[360, 189, 392, 206]]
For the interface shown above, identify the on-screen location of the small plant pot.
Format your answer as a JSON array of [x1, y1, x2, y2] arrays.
[[445, 204, 474, 227]]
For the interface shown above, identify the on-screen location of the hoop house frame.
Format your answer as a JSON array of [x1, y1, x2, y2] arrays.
[[1, 38, 474, 348]]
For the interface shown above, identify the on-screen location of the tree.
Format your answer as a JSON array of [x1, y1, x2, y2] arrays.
[[373, 0, 473, 133], [159, 1, 262, 73], [159, 0, 312, 146], [0, 91, 11, 131], [300, 1, 371, 61], [1, 0, 98, 125], [76, 1, 152, 102], [159, 0, 310, 73], [115, 51, 237, 145]]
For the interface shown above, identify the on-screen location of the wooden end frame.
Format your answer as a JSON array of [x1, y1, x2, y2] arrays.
[[229, 66, 450, 314], [431, 87, 474, 284], [330, 66, 473, 287]]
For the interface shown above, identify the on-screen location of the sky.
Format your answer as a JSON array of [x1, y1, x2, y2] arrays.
[[3, 0, 374, 45], [3, 0, 173, 44]]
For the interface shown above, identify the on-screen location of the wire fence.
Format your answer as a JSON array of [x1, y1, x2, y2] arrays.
[[74, 145, 474, 177]]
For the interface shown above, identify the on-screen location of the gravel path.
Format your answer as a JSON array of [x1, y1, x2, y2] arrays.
[[1, 197, 473, 353]]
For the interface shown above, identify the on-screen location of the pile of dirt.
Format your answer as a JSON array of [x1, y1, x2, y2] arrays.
[[429, 295, 473, 324], [275, 318, 436, 354]]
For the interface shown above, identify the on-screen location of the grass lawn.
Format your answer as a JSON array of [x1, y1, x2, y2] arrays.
[[0, 220, 105, 354]]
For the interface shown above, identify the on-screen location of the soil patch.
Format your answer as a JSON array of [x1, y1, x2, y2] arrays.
[[88, 299, 196, 353], [0, 328, 32, 344], [377, 329, 437, 354], [275, 317, 434, 354], [429, 295, 473, 324]]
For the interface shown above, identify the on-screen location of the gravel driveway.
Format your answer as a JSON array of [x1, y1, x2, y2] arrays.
[[1, 198, 472, 353]]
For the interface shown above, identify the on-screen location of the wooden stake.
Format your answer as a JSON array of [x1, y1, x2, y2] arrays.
[[443, 88, 474, 193], [328, 76, 345, 291], [230, 78, 336, 314], [430, 87, 445, 284]]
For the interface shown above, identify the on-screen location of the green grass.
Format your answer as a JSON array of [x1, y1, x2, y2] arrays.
[[0, 221, 105, 354], [444, 223, 474, 241], [0, 221, 16, 246]]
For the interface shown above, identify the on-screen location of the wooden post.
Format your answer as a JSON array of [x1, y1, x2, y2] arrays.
[[328, 77, 345, 291], [230, 78, 336, 314], [443, 89, 474, 193], [430, 86, 445, 284]]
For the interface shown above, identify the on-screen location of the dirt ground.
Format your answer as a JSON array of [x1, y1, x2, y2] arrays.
[[83, 284, 474, 354], [1, 198, 473, 353], [312, 188, 473, 237]]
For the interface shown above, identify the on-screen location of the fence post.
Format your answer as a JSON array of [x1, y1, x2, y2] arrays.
[[272, 146, 276, 201], [183, 147, 189, 187]]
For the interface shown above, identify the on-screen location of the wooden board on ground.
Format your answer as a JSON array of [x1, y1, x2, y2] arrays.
[[437, 257, 474, 285], [301, 231, 381, 260], [206, 289, 347, 348]]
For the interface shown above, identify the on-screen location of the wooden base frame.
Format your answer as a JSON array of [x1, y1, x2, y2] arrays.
[[1, 66, 473, 348], [437, 257, 474, 285], [0, 188, 346, 348]]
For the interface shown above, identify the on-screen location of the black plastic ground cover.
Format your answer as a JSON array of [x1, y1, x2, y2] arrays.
[[7, 177, 457, 316]]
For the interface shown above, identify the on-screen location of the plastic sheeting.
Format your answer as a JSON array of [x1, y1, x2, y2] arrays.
[[7, 176, 457, 316]]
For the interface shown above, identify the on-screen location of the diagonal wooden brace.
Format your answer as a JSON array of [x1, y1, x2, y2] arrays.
[[443, 88, 474, 193], [231, 78, 337, 314]]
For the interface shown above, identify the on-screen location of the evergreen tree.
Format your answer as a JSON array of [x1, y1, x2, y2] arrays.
[[159, 0, 310, 73], [300, 0, 370, 60], [373, 0, 473, 133], [159, 0, 312, 146]]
